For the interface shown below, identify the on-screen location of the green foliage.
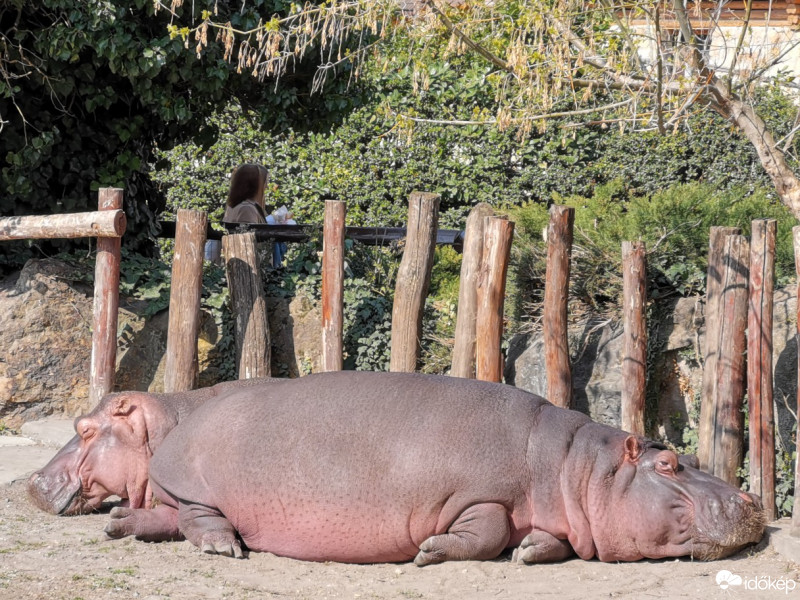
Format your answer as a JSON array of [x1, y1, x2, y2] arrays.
[[511, 181, 797, 322], [776, 447, 796, 518], [0, 0, 358, 271], [119, 251, 172, 316]]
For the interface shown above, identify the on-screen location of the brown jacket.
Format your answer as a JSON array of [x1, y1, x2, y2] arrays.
[[223, 201, 266, 224]]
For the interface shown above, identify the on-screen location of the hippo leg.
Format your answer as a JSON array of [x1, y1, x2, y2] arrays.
[[105, 505, 183, 542], [511, 530, 574, 564], [414, 502, 510, 566], [178, 502, 244, 559]]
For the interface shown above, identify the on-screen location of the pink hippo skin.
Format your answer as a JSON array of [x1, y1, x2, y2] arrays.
[[27, 377, 279, 519], [103, 372, 765, 564]]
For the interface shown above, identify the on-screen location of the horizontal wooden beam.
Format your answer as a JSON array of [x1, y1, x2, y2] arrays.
[[0, 210, 126, 241], [630, 16, 794, 26], [158, 221, 466, 251]]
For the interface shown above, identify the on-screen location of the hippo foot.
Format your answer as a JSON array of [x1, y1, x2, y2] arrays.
[[414, 502, 511, 566], [199, 532, 244, 559], [512, 530, 574, 564], [178, 501, 244, 559], [105, 505, 183, 543]]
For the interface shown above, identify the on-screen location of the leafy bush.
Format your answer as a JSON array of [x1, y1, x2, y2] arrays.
[[510, 181, 797, 325]]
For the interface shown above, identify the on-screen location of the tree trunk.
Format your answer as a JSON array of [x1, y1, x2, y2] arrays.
[[706, 83, 800, 219]]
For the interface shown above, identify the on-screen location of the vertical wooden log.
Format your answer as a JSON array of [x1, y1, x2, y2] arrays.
[[621, 241, 647, 436], [698, 226, 742, 472], [792, 227, 800, 530], [322, 200, 346, 372], [223, 232, 271, 379], [749, 219, 776, 521], [711, 235, 750, 485], [89, 188, 124, 408], [476, 216, 515, 382], [390, 192, 440, 373], [544, 205, 574, 408], [163, 209, 207, 393], [451, 203, 494, 379]]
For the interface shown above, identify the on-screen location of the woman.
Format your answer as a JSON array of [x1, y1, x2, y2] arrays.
[[223, 163, 269, 224]]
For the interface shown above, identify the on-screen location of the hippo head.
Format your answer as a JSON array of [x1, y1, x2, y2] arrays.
[[574, 436, 765, 562], [27, 392, 176, 515]]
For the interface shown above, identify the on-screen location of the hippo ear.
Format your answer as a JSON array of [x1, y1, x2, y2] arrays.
[[109, 394, 147, 445], [623, 436, 643, 463], [111, 396, 134, 416]]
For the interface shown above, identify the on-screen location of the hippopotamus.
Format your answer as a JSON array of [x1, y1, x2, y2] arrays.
[[27, 377, 277, 516], [95, 371, 764, 564]]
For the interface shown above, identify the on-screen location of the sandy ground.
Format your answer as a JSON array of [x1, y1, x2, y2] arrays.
[[2, 427, 800, 600]]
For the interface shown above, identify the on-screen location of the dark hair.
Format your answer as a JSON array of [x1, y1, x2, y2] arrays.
[[226, 164, 268, 213]]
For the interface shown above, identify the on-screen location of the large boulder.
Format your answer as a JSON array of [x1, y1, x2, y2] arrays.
[[505, 289, 798, 445], [0, 259, 322, 428]]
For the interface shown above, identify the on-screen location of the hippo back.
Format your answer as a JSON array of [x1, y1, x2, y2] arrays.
[[150, 372, 552, 562]]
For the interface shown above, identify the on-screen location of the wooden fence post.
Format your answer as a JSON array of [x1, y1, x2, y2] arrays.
[[710, 234, 750, 485], [89, 188, 124, 408], [451, 203, 494, 379], [698, 226, 741, 472], [544, 204, 574, 408], [749, 219, 776, 521], [475, 216, 515, 382], [322, 200, 346, 372], [163, 209, 207, 393], [621, 241, 647, 436], [223, 232, 271, 379], [791, 227, 800, 531], [390, 192, 440, 373]]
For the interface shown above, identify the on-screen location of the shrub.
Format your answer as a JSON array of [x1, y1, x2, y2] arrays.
[[510, 181, 797, 326]]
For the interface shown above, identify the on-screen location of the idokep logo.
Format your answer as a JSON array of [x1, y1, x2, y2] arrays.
[[715, 570, 798, 594], [716, 570, 743, 590]]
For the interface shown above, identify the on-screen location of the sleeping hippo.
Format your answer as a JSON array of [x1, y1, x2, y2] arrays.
[[27, 377, 278, 516], [90, 371, 765, 564]]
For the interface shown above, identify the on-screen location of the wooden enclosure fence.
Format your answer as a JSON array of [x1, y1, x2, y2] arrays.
[[0, 188, 126, 408], [544, 205, 574, 408], [390, 192, 441, 373]]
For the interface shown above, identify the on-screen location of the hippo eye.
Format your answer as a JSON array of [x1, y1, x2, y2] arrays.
[[76, 418, 96, 441], [655, 458, 677, 476], [654, 450, 679, 476]]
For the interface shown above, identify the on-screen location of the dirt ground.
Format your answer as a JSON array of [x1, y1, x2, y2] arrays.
[[0, 479, 797, 600]]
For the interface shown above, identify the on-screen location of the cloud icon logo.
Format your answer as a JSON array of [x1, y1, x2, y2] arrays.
[[716, 570, 743, 590]]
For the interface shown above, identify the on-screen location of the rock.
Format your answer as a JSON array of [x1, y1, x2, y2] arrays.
[[505, 288, 798, 446], [0, 259, 324, 428], [0, 259, 94, 426]]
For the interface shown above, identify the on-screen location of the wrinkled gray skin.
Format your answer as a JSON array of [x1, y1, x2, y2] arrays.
[[27, 378, 277, 516], [99, 372, 764, 565]]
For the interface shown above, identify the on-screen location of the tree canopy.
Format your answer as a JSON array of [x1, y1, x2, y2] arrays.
[[165, 0, 800, 216], [0, 0, 357, 258]]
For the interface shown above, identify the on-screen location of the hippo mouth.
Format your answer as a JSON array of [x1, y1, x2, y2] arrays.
[[689, 496, 767, 560]]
